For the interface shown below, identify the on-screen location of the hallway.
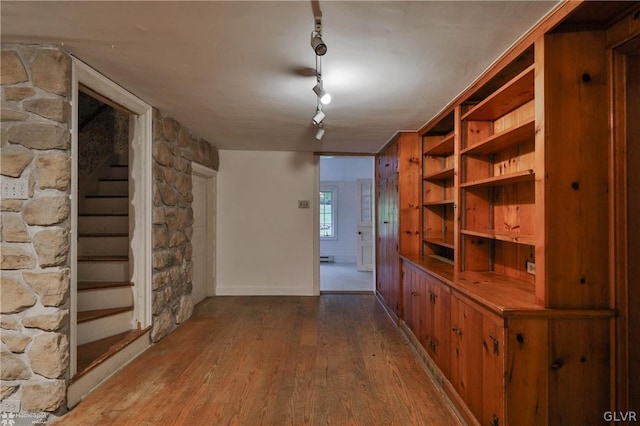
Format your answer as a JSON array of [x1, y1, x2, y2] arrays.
[[58, 295, 461, 425]]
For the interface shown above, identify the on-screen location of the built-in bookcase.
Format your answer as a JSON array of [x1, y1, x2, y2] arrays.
[[421, 128, 455, 263], [459, 62, 536, 284]]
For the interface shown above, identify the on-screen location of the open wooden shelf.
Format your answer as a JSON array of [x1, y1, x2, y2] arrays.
[[424, 237, 455, 249], [423, 132, 455, 156], [460, 229, 535, 246], [461, 119, 535, 155], [423, 199, 454, 206], [461, 65, 535, 121], [461, 169, 534, 188], [423, 166, 454, 181]]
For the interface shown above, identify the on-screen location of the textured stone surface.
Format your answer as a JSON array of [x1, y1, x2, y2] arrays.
[[0, 50, 27, 85], [0, 144, 34, 177], [1, 331, 32, 353], [21, 380, 66, 412], [0, 351, 31, 380], [8, 123, 69, 150], [2, 212, 31, 242], [31, 49, 71, 96], [22, 196, 69, 226], [34, 153, 71, 190], [1, 276, 37, 313], [150, 308, 174, 343], [0, 384, 18, 400], [0, 199, 23, 212], [153, 142, 173, 167], [22, 309, 68, 331], [29, 333, 69, 379], [23, 269, 69, 307], [24, 98, 70, 123], [174, 295, 194, 324], [3, 87, 36, 101], [33, 228, 69, 267], [0, 246, 36, 270], [0, 109, 29, 121]]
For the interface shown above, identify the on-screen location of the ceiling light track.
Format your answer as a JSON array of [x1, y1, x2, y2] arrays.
[[311, 15, 330, 141]]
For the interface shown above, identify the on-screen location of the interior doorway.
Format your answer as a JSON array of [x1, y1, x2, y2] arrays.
[[319, 156, 375, 293]]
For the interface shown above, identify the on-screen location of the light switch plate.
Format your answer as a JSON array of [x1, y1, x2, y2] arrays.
[[1, 177, 28, 199], [526, 261, 536, 275]]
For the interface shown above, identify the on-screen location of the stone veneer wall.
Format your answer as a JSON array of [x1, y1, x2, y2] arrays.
[[150, 109, 218, 342], [1, 44, 219, 414], [1, 45, 73, 414]]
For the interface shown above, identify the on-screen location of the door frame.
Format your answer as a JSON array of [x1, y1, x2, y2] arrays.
[[70, 58, 153, 377], [192, 163, 217, 297]]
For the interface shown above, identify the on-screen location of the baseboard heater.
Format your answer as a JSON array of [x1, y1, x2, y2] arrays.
[[320, 256, 335, 263]]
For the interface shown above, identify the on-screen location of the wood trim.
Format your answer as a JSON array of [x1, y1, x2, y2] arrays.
[[417, 1, 583, 136], [313, 152, 376, 157]]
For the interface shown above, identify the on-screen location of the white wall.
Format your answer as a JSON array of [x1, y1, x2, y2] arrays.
[[216, 150, 318, 296], [320, 157, 374, 263]]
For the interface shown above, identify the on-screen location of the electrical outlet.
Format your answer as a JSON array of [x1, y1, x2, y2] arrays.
[[1, 397, 20, 412], [298, 200, 310, 209], [526, 261, 536, 275], [1, 177, 28, 199]]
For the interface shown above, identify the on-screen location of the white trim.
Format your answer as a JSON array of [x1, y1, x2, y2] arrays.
[[71, 58, 153, 376], [192, 163, 217, 297], [313, 157, 320, 296], [70, 62, 79, 379], [319, 185, 338, 240]]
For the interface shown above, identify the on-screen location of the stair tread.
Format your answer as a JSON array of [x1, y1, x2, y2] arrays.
[[79, 233, 129, 237], [99, 178, 128, 181], [74, 328, 149, 380], [78, 281, 133, 291], [78, 213, 128, 217], [78, 255, 128, 262], [77, 306, 133, 323], [85, 195, 128, 199]]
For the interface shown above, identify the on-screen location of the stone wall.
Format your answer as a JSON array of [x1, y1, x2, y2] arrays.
[[1, 43, 220, 415], [1, 45, 72, 414], [150, 109, 218, 342]]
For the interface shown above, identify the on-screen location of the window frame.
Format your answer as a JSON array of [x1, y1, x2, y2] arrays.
[[319, 186, 338, 240]]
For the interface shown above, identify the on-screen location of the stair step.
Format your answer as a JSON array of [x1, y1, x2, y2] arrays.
[[78, 281, 133, 291], [96, 179, 128, 196], [80, 196, 129, 215], [75, 328, 149, 380], [107, 165, 129, 180], [78, 257, 129, 282], [77, 308, 134, 346], [78, 215, 128, 234], [78, 234, 129, 257], [78, 283, 133, 311], [77, 306, 133, 323]]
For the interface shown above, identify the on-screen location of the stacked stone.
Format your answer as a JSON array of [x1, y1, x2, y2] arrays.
[[150, 110, 218, 342], [1, 46, 72, 414]]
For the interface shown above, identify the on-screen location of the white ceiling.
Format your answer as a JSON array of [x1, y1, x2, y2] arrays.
[[1, 1, 558, 153]]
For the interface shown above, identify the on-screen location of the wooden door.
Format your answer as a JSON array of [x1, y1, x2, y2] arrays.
[[425, 275, 451, 378]]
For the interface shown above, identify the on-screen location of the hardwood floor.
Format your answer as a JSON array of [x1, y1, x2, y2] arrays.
[[59, 295, 461, 425]]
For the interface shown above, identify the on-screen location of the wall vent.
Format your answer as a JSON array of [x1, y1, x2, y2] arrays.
[[320, 256, 335, 263]]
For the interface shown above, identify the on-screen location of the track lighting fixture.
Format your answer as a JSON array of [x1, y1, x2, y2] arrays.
[[311, 34, 327, 56], [312, 83, 332, 105], [312, 109, 326, 125], [310, 15, 330, 141]]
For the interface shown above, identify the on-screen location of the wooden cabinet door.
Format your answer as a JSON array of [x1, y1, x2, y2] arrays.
[[402, 263, 415, 331], [450, 295, 484, 421], [482, 314, 505, 426], [424, 274, 451, 378]]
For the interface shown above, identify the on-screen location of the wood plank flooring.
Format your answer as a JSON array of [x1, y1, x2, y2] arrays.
[[58, 295, 462, 425]]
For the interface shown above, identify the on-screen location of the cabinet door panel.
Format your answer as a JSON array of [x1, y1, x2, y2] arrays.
[[425, 275, 451, 377], [482, 314, 505, 426]]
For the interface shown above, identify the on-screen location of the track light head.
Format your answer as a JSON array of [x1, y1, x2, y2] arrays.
[[313, 83, 332, 105], [312, 109, 326, 125], [315, 125, 325, 141], [311, 34, 327, 56]]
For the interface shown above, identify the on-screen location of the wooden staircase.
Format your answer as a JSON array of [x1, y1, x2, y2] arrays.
[[75, 154, 141, 378]]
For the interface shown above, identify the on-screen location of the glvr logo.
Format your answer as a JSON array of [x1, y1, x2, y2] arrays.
[[604, 411, 638, 422]]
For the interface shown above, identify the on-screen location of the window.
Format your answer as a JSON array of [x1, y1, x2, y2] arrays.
[[320, 187, 337, 239]]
